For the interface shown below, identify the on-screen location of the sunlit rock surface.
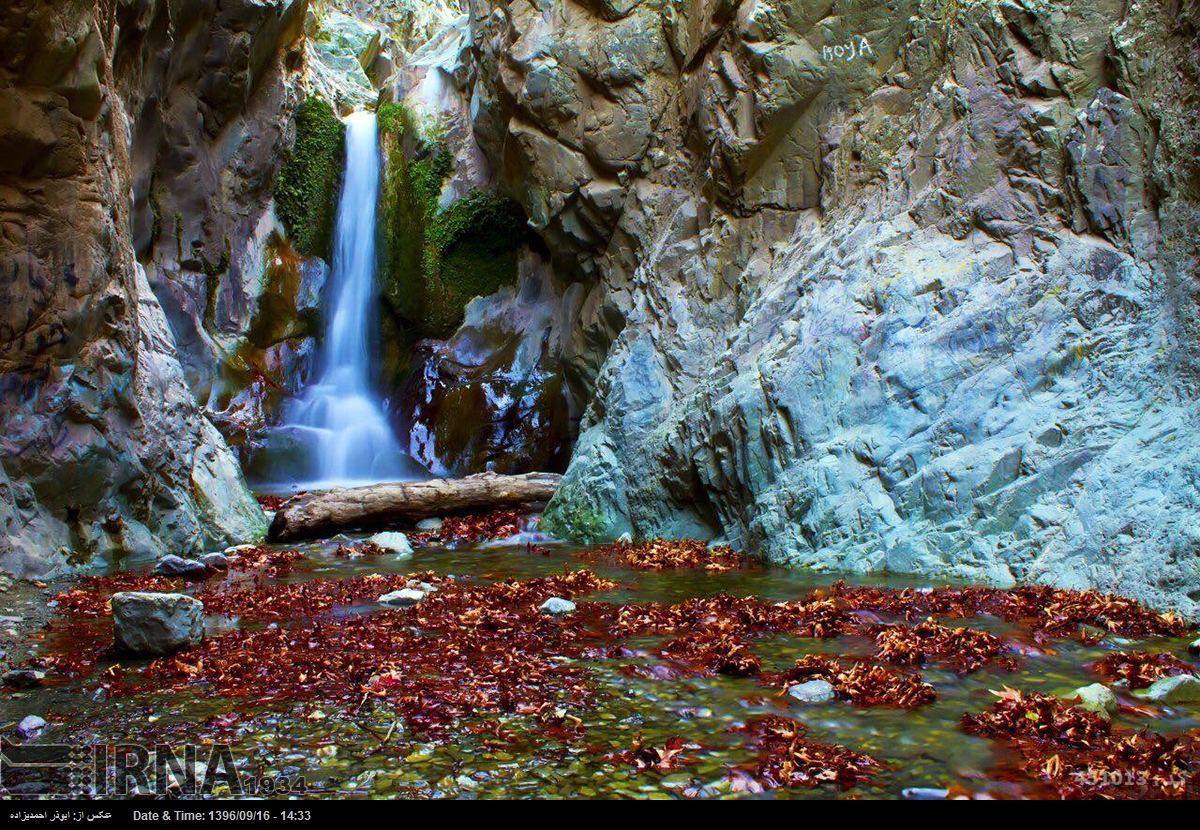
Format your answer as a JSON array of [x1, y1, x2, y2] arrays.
[[452, 0, 1200, 614]]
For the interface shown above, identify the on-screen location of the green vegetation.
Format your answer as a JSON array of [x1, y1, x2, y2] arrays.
[[378, 102, 527, 339], [275, 96, 346, 260]]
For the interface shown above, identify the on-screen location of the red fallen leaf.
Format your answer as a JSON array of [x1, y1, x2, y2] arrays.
[[584, 538, 745, 571], [769, 654, 937, 709], [826, 582, 1194, 641], [731, 715, 880, 791], [407, 510, 524, 546], [608, 734, 701, 772], [134, 569, 617, 740], [228, 546, 304, 575], [871, 618, 1019, 674], [961, 688, 1200, 799], [1093, 651, 1198, 689], [661, 632, 762, 677]]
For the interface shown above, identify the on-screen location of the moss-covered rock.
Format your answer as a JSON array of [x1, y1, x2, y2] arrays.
[[377, 103, 527, 340], [275, 96, 345, 259]]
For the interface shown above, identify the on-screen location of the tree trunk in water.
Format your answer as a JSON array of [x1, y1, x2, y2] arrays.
[[267, 472, 563, 541]]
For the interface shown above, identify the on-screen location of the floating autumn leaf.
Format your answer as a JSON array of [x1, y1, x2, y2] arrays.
[[228, 545, 305, 575], [661, 632, 762, 677], [585, 538, 745, 571], [961, 688, 1200, 799], [771, 655, 937, 709], [826, 582, 1192, 641], [53, 573, 185, 617], [406, 510, 524, 546], [871, 618, 1019, 673], [1093, 651, 1198, 689], [732, 716, 881, 791], [141, 570, 617, 739], [608, 734, 701, 772]]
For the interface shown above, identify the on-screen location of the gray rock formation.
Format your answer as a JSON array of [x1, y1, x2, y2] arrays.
[[451, 0, 1200, 614], [0, 0, 297, 577], [111, 591, 205, 656]]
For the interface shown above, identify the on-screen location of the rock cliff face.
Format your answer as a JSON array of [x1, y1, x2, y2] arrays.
[[0, 0, 311, 575], [458, 0, 1200, 613]]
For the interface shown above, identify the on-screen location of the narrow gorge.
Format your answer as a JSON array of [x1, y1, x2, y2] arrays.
[[1, 0, 1199, 802]]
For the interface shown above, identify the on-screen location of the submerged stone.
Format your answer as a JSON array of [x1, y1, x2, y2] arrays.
[[112, 592, 204, 656], [1142, 674, 1200, 704]]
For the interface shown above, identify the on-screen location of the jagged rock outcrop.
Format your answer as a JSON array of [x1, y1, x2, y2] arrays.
[[457, 0, 1200, 613], [0, 0, 313, 576]]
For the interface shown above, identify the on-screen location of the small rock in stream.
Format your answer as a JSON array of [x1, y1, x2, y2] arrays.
[[787, 679, 836, 704], [1188, 637, 1200, 656], [378, 589, 426, 607], [538, 597, 576, 616], [616, 532, 633, 544], [902, 787, 950, 800], [17, 715, 47, 739], [153, 555, 209, 579], [1072, 683, 1119, 719], [368, 532, 414, 556], [112, 592, 205, 656], [1141, 674, 1200, 704], [416, 517, 443, 531], [3, 669, 45, 689]]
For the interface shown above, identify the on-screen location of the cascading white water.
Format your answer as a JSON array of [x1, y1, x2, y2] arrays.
[[278, 111, 418, 487]]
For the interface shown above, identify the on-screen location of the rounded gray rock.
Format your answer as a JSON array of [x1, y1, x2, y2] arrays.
[[112, 592, 204, 656], [538, 597, 577, 616], [153, 555, 209, 579]]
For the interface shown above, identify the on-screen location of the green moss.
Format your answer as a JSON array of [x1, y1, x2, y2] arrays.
[[378, 103, 527, 340], [275, 96, 345, 259]]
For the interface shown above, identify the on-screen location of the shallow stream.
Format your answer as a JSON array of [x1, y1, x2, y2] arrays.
[[3, 535, 1198, 799]]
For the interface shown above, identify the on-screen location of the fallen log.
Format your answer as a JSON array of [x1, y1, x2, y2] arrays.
[[267, 472, 562, 542]]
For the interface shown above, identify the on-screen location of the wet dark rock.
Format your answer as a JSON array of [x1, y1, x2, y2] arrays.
[[153, 555, 209, 579], [3, 669, 45, 689]]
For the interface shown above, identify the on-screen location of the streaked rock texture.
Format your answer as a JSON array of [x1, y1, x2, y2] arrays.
[[0, 0, 313, 575], [455, 0, 1200, 613]]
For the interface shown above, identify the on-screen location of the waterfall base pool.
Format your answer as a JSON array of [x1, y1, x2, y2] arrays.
[[3, 530, 1198, 799]]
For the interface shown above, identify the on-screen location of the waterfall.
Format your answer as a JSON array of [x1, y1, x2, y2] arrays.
[[277, 111, 418, 487]]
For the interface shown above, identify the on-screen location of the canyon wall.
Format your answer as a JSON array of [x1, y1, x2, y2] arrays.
[[0, 0, 313, 575], [460, 0, 1200, 613]]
